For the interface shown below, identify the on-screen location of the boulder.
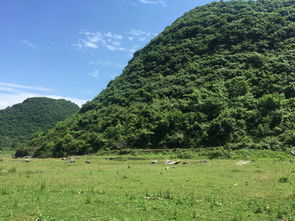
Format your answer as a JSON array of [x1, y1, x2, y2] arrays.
[[163, 160, 180, 165], [67, 157, 75, 163], [235, 160, 251, 166]]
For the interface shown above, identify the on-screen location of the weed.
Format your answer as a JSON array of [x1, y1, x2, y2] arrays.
[[192, 210, 197, 219], [279, 176, 289, 183], [35, 208, 52, 221], [85, 197, 91, 204], [277, 210, 289, 220], [40, 181, 46, 191], [176, 151, 194, 159], [0, 187, 10, 195], [8, 167, 16, 173]]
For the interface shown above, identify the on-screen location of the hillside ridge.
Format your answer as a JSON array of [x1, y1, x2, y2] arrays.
[[0, 97, 79, 150], [20, 0, 295, 157]]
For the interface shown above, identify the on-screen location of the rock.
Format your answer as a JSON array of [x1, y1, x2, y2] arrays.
[[163, 160, 180, 165], [67, 157, 75, 163], [151, 160, 158, 164], [62, 157, 67, 160], [23, 159, 30, 163], [199, 160, 207, 164], [291, 149, 295, 156], [235, 160, 251, 166]]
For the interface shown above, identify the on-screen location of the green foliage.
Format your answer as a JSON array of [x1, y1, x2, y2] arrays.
[[21, 0, 295, 157], [0, 97, 79, 150]]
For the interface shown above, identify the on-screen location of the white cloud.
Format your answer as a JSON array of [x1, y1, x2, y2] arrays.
[[128, 29, 157, 41], [89, 70, 100, 78], [0, 82, 87, 109], [74, 30, 129, 52], [128, 29, 147, 36], [19, 40, 37, 48], [138, 0, 166, 6], [84, 41, 98, 49], [74, 28, 157, 58], [0, 82, 51, 92]]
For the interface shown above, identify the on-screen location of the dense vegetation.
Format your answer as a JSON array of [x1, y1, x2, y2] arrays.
[[21, 0, 295, 157], [0, 97, 79, 150]]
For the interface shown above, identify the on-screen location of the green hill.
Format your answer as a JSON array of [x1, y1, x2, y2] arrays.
[[0, 97, 79, 150], [21, 0, 295, 157]]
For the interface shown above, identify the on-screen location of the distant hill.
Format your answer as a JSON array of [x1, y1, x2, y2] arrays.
[[0, 97, 79, 149], [20, 0, 295, 157]]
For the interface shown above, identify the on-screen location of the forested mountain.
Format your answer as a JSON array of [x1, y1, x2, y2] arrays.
[[19, 0, 295, 157], [0, 97, 79, 149]]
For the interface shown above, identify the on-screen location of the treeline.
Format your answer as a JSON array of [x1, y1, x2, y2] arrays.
[[18, 0, 295, 157]]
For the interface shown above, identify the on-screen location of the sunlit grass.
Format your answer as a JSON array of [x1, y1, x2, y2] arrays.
[[0, 151, 294, 220]]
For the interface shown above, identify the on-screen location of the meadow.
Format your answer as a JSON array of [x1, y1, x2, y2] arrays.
[[0, 149, 294, 221]]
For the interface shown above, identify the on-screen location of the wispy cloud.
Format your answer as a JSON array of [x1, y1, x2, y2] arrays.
[[73, 29, 157, 57], [90, 60, 124, 69], [128, 29, 148, 36], [89, 70, 100, 78], [73, 30, 126, 52], [19, 40, 37, 48], [0, 82, 87, 109], [0, 82, 51, 92], [138, 0, 166, 6]]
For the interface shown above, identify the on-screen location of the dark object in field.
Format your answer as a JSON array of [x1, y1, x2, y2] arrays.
[[106, 157, 119, 160], [67, 157, 75, 163], [85, 160, 91, 164], [291, 149, 295, 156], [151, 160, 158, 164], [183, 161, 190, 165], [199, 160, 207, 164], [163, 160, 180, 165]]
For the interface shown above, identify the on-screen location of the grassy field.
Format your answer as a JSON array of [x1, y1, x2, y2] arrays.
[[0, 150, 294, 221]]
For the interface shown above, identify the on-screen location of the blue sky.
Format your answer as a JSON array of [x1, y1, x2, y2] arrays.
[[0, 0, 215, 109]]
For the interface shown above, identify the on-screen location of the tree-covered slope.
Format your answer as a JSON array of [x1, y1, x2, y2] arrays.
[[0, 97, 79, 149], [22, 0, 295, 157]]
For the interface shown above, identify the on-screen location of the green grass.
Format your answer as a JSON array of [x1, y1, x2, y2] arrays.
[[0, 150, 294, 220]]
